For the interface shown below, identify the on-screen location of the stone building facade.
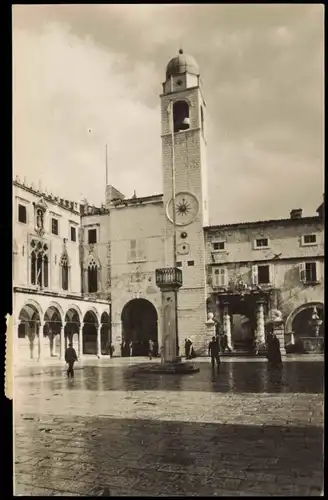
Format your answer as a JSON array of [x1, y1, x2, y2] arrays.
[[13, 50, 324, 363], [205, 207, 324, 353], [13, 180, 110, 364]]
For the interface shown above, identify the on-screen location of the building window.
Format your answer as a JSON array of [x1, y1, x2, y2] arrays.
[[252, 264, 272, 285], [299, 262, 318, 284], [302, 234, 317, 246], [51, 218, 59, 235], [70, 226, 76, 242], [176, 261, 182, 267], [87, 258, 98, 293], [88, 229, 97, 244], [254, 238, 269, 249], [128, 239, 146, 262], [60, 252, 69, 291], [213, 241, 225, 251], [18, 204, 27, 223], [30, 240, 49, 288], [187, 260, 194, 266], [213, 267, 228, 287]]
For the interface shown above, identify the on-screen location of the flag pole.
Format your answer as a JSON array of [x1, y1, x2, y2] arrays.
[[170, 99, 177, 268], [170, 98, 179, 358]]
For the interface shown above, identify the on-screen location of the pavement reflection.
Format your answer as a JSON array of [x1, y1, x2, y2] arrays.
[[16, 359, 324, 394]]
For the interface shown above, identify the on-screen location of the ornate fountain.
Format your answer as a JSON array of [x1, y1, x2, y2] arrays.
[[308, 306, 323, 337]]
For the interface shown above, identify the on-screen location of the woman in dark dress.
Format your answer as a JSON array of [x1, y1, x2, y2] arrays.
[[267, 332, 282, 369]]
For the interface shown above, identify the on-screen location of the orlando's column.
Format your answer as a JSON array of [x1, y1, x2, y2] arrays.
[[154, 267, 199, 374]]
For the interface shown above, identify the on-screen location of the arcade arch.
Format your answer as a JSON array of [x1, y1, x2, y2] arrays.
[[83, 310, 99, 355], [285, 302, 324, 338], [100, 312, 111, 355], [121, 298, 158, 356], [44, 305, 63, 357], [15, 298, 109, 362], [18, 302, 42, 360], [65, 308, 81, 353]]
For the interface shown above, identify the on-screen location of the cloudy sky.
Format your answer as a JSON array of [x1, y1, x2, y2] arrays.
[[13, 4, 324, 224]]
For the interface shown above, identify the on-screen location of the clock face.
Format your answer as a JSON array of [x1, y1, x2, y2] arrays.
[[166, 192, 199, 226]]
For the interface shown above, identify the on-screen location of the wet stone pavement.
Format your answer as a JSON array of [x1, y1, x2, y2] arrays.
[[14, 356, 324, 496]]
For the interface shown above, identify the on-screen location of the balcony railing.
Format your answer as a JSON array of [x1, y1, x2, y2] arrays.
[[155, 267, 183, 289]]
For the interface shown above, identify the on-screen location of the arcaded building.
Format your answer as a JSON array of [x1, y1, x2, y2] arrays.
[[13, 50, 324, 363]]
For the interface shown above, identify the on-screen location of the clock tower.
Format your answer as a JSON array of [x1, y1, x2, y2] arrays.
[[160, 49, 209, 353]]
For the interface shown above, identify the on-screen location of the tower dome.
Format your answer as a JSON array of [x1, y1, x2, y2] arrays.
[[166, 49, 200, 80]]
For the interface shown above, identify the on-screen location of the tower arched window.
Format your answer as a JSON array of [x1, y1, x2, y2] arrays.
[[88, 258, 99, 293], [60, 252, 69, 291], [30, 240, 49, 288], [173, 101, 190, 132]]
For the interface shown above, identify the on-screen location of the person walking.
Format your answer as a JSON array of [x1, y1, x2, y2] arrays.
[[266, 332, 282, 369], [184, 338, 191, 359], [208, 336, 221, 370], [222, 333, 232, 353], [148, 339, 154, 360], [65, 342, 78, 378]]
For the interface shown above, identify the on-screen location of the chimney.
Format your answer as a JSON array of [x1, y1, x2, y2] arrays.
[[290, 208, 303, 219]]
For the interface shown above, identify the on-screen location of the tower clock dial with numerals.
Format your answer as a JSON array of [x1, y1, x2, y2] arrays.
[[166, 192, 199, 226]]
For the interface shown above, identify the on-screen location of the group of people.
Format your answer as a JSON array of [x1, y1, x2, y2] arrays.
[[63, 330, 283, 378], [207, 331, 282, 371]]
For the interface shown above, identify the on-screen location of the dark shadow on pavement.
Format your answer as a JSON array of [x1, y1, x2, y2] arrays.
[[14, 415, 324, 496]]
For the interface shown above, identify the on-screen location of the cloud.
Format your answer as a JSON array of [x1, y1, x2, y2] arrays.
[[13, 21, 161, 203], [13, 5, 324, 223]]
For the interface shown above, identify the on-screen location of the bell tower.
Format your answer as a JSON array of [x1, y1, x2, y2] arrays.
[[160, 49, 209, 353]]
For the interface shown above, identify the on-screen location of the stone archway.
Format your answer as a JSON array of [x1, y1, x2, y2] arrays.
[[100, 311, 111, 355], [18, 302, 42, 360], [83, 310, 99, 355], [121, 298, 158, 357], [286, 302, 324, 338], [65, 308, 81, 354], [44, 306, 63, 358]]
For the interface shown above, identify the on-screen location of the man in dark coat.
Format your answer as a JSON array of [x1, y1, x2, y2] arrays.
[[185, 338, 191, 359], [65, 342, 78, 378], [266, 332, 282, 369], [208, 336, 221, 369]]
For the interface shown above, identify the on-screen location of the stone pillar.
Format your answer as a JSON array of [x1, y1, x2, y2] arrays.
[[60, 325, 65, 360], [78, 324, 83, 358], [256, 300, 266, 344], [155, 267, 182, 364], [162, 290, 178, 362], [38, 322, 45, 362], [97, 324, 101, 358], [205, 313, 216, 353], [223, 303, 232, 350]]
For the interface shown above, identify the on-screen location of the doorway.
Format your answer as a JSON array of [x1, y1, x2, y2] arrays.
[[121, 298, 158, 356]]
